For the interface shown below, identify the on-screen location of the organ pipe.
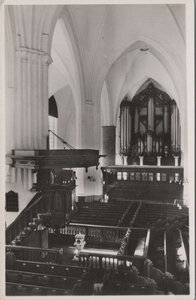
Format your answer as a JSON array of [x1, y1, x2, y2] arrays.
[[171, 102, 180, 148], [148, 97, 154, 131], [171, 103, 175, 146], [120, 98, 132, 156], [164, 106, 168, 133], [135, 108, 139, 134], [119, 85, 180, 162]]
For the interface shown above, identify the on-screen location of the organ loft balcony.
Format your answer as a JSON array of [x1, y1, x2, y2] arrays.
[[101, 165, 184, 203]]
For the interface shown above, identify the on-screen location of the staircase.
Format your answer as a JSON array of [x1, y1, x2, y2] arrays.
[[6, 192, 51, 245]]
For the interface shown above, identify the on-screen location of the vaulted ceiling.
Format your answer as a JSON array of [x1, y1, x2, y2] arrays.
[[6, 4, 186, 129], [47, 4, 186, 124]]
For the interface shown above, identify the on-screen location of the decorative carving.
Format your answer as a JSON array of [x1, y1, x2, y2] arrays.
[[73, 233, 86, 261]]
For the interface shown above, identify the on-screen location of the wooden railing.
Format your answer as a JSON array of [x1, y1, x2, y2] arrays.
[[102, 165, 184, 185], [121, 227, 149, 258], [102, 165, 184, 201], [130, 202, 142, 226], [144, 229, 151, 258], [164, 231, 168, 272], [78, 252, 145, 274], [6, 245, 63, 264], [177, 228, 189, 270], [118, 203, 132, 226], [6, 193, 45, 245], [49, 223, 128, 245]]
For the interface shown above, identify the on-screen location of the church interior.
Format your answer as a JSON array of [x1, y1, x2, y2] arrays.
[[4, 3, 194, 296]]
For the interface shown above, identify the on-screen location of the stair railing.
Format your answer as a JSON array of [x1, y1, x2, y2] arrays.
[[6, 245, 63, 264], [6, 193, 46, 245]]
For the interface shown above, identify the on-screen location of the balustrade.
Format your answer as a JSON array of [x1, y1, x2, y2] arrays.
[[102, 166, 183, 185], [6, 245, 63, 264], [49, 224, 128, 245], [78, 252, 145, 274], [102, 166, 183, 201], [6, 193, 45, 244]]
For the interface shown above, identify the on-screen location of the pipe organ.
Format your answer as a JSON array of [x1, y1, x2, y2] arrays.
[[119, 83, 181, 165], [120, 97, 132, 157]]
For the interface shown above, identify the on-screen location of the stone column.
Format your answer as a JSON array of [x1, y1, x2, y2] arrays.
[[101, 126, 116, 166], [84, 99, 95, 149], [14, 48, 52, 150]]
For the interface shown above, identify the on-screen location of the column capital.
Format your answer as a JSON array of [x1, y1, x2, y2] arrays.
[[16, 47, 53, 65]]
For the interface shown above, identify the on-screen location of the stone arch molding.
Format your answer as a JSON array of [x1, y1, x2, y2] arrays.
[[97, 36, 184, 107], [100, 81, 113, 126], [109, 37, 184, 111], [99, 37, 184, 128], [105, 37, 186, 167], [49, 12, 86, 148]]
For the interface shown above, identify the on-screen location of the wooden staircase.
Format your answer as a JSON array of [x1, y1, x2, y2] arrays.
[[6, 193, 52, 245]]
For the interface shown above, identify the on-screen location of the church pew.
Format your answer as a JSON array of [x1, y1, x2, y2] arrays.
[[6, 269, 82, 290], [10, 260, 87, 277], [132, 202, 187, 228], [71, 201, 131, 227], [6, 282, 72, 296]]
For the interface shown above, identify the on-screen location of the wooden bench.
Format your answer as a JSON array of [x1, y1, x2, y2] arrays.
[[6, 282, 72, 296], [10, 260, 87, 277], [6, 269, 81, 290]]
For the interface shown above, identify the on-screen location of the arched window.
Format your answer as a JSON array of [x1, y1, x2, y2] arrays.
[[48, 95, 58, 149]]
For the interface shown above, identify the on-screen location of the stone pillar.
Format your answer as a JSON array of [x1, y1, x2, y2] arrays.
[[101, 126, 116, 166], [14, 47, 52, 150], [84, 99, 95, 148]]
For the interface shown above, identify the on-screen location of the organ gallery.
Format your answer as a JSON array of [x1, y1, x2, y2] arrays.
[[3, 2, 194, 298]]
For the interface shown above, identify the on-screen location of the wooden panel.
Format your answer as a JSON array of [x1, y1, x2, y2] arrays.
[[6, 191, 19, 212], [38, 149, 100, 169], [11, 149, 100, 170], [102, 166, 184, 202]]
